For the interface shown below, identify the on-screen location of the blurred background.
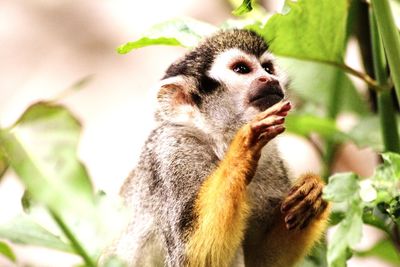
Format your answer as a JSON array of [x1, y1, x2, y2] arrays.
[[0, 0, 391, 266]]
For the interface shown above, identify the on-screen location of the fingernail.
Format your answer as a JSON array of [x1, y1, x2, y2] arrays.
[[287, 224, 296, 230], [288, 187, 297, 195], [285, 214, 294, 223]]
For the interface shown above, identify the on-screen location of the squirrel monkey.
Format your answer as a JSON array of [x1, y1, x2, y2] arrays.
[[106, 29, 330, 267]]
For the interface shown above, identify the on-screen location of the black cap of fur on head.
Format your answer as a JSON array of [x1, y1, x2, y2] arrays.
[[163, 29, 268, 96]]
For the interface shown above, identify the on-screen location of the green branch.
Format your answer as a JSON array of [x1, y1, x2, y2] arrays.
[[279, 54, 382, 89], [371, 0, 400, 101], [370, 9, 400, 153], [49, 210, 96, 267]]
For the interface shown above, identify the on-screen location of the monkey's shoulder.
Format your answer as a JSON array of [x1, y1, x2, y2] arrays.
[[122, 124, 219, 198], [145, 123, 219, 162]]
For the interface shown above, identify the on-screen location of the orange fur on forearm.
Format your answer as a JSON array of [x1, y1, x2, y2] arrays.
[[185, 129, 259, 267]]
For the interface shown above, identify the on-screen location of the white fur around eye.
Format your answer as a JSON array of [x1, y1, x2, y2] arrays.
[[259, 51, 275, 63], [259, 51, 288, 89], [207, 48, 259, 86]]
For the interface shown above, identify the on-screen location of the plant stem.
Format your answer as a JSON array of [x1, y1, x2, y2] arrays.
[[322, 69, 345, 178], [279, 55, 382, 89], [371, 0, 400, 101], [49, 210, 96, 267], [338, 63, 379, 89], [369, 9, 400, 153]]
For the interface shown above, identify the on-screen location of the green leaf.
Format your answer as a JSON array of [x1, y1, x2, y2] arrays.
[[100, 256, 128, 267], [323, 173, 360, 202], [328, 203, 363, 267], [371, 152, 400, 202], [355, 238, 400, 266], [0, 148, 8, 181], [51, 75, 94, 102], [232, 0, 253, 16], [348, 116, 383, 151], [0, 102, 129, 262], [0, 102, 97, 262], [278, 58, 369, 116], [324, 173, 364, 267], [117, 37, 182, 54], [349, 115, 400, 152], [0, 215, 73, 253], [21, 190, 34, 213], [262, 0, 348, 63], [388, 196, 400, 221], [285, 114, 348, 142], [362, 207, 391, 233], [381, 152, 400, 177], [0, 241, 16, 262], [0, 102, 94, 213], [117, 18, 217, 54]]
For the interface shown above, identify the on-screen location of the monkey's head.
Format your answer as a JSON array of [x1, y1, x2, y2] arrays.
[[155, 29, 287, 132]]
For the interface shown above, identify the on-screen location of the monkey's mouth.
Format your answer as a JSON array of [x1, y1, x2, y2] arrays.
[[248, 85, 284, 110]]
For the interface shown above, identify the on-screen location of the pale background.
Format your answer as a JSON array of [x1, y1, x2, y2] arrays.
[[0, 0, 388, 266]]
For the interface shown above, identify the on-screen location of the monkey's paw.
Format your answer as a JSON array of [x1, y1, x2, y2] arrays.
[[280, 174, 328, 230], [247, 101, 291, 149]]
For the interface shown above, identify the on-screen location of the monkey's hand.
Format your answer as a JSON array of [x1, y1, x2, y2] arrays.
[[246, 100, 291, 151], [244, 174, 330, 267], [281, 174, 329, 230]]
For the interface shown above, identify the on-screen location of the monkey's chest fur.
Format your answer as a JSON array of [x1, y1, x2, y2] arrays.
[[120, 123, 292, 265]]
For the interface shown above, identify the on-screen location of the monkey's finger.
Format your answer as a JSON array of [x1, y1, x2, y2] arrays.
[[285, 195, 322, 231], [281, 182, 315, 213], [286, 213, 307, 230], [298, 212, 314, 230], [314, 199, 329, 217], [247, 117, 283, 147], [251, 116, 285, 135], [285, 194, 314, 218], [276, 110, 289, 117], [255, 101, 291, 121], [298, 198, 329, 230], [286, 186, 326, 230], [284, 202, 309, 230], [256, 125, 285, 148]]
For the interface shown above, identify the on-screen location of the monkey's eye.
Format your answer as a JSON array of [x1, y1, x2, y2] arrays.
[[262, 62, 275, 75], [232, 63, 251, 74]]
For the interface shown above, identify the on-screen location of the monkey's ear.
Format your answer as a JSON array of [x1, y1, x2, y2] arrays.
[[155, 76, 200, 123], [156, 76, 199, 106]]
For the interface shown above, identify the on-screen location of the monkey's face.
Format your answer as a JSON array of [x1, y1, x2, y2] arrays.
[[208, 48, 287, 121]]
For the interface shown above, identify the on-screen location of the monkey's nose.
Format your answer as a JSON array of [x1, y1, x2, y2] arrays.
[[258, 77, 268, 83]]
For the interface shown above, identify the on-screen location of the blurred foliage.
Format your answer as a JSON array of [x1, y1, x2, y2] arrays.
[[0, 215, 73, 253], [0, 102, 128, 266], [1, 0, 400, 266], [262, 0, 347, 63], [355, 238, 400, 266], [117, 18, 216, 54], [232, 0, 253, 16], [0, 150, 8, 181], [324, 173, 364, 266], [0, 241, 16, 263]]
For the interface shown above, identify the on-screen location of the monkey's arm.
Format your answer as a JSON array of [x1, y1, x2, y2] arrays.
[[244, 173, 330, 267], [185, 101, 291, 267]]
